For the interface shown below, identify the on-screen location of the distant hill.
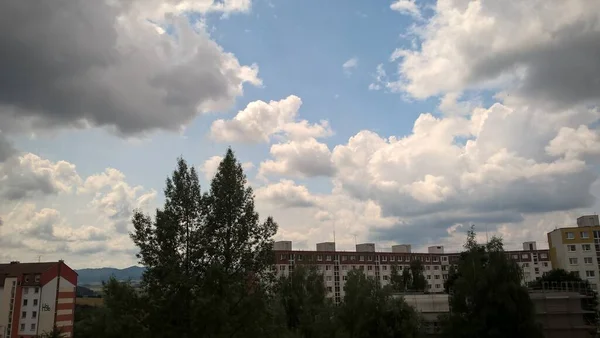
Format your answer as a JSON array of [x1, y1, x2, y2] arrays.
[[75, 266, 145, 286]]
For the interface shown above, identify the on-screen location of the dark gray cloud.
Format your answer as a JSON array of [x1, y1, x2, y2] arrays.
[[0, 134, 15, 162], [370, 210, 525, 247], [0, 0, 259, 136]]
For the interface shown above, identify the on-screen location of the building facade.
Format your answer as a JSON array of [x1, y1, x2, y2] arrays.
[[548, 215, 600, 289], [0, 261, 77, 338], [274, 240, 551, 302]]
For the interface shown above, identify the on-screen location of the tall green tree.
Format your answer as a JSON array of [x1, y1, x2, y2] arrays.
[[337, 270, 422, 338], [274, 265, 337, 338], [440, 226, 543, 338], [130, 157, 204, 337], [408, 260, 427, 292], [195, 148, 279, 337]]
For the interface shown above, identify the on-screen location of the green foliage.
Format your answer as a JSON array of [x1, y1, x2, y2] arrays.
[[337, 270, 422, 338], [274, 266, 337, 338], [37, 325, 65, 338], [75, 148, 427, 338], [73, 278, 148, 338], [440, 228, 543, 338], [389, 261, 426, 292], [128, 148, 278, 338]]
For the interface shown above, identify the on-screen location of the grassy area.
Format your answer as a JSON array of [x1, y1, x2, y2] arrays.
[[76, 297, 104, 307]]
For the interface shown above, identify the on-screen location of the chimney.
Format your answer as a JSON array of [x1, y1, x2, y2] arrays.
[[10, 261, 20, 264]]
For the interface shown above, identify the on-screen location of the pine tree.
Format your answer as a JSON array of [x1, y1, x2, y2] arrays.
[[196, 148, 278, 337], [130, 157, 204, 338]]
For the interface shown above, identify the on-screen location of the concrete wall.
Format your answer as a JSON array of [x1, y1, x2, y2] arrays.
[[38, 277, 57, 335], [0, 278, 16, 338], [18, 286, 42, 336]]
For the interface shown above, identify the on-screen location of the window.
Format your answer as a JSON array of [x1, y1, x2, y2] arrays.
[[569, 258, 578, 265], [317, 255, 322, 261], [326, 255, 332, 261], [435, 284, 441, 289], [383, 275, 389, 281], [382, 256, 387, 262], [581, 231, 590, 239], [280, 254, 287, 260], [350, 255, 356, 261], [327, 287, 332, 292], [368, 266, 373, 271], [434, 266, 439, 270], [427, 275, 431, 280], [521, 254, 528, 259], [534, 268, 540, 274], [342, 265, 348, 271], [568, 245, 577, 252], [512, 254, 519, 259], [523, 263, 529, 268], [24, 287, 29, 294], [586, 270, 596, 278], [359, 256, 365, 262], [426, 265, 431, 270], [566, 232, 575, 239], [583, 244, 592, 251], [325, 265, 331, 271], [279, 265, 286, 271], [22, 311, 26, 318], [434, 275, 440, 279], [443, 274, 448, 280], [34, 275, 40, 282], [25, 275, 30, 282], [23, 299, 28, 306], [343, 276, 348, 281], [367, 256, 373, 262], [433, 256, 439, 262], [382, 265, 387, 271], [297, 255, 303, 261], [390, 256, 395, 261], [33, 299, 38, 306], [341, 256, 347, 261], [31, 324, 36, 331], [442, 256, 448, 262], [32, 311, 37, 318], [540, 253, 548, 259], [359, 266, 364, 271], [426, 256, 430, 262], [20, 324, 25, 331], [34, 287, 39, 294], [442, 265, 448, 271], [585, 257, 593, 264], [326, 276, 332, 281]]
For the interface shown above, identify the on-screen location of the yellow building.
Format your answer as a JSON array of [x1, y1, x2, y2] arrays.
[[547, 215, 600, 289]]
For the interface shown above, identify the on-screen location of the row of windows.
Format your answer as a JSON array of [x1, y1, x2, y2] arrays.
[[23, 298, 38, 307], [522, 262, 549, 268], [21, 310, 37, 319], [569, 257, 595, 265], [571, 270, 596, 278], [566, 230, 600, 239], [23, 287, 40, 295], [281, 253, 452, 263], [278, 264, 452, 272], [20, 323, 36, 332], [567, 244, 593, 252]]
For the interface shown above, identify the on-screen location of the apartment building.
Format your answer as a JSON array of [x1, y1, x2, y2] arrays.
[[548, 215, 600, 289], [274, 240, 551, 302], [0, 261, 77, 338]]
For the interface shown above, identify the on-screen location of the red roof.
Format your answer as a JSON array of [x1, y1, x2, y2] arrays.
[[0, 262, 61, 287]]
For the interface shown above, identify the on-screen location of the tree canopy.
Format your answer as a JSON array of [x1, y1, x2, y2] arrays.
[[440, 225, 543, 338]]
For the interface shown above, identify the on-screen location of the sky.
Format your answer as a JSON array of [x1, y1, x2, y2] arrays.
[[2, 0, 600, 269]]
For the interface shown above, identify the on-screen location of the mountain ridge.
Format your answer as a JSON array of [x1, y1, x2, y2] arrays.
[[75, 266, 145, 285]]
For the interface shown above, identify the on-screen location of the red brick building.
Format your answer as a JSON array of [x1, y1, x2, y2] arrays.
[[0, 261, 77, 338]]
